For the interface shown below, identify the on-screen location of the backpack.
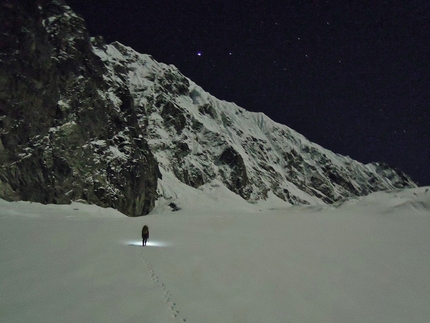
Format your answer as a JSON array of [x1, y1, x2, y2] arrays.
[[142, 225, 149, 236]]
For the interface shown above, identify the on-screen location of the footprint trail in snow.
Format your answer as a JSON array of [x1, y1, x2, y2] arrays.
[[140, 249, 187, 322]]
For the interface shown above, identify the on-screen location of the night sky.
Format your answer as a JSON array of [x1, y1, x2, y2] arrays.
[[66, 0, 429, 186]]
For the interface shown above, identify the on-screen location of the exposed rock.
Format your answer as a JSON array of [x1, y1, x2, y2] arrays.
[[217, 147, 250, 199], [0, 0, 159, 216]]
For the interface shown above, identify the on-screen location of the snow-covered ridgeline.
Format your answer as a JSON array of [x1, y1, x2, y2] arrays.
[[92, 41, 416, 205]]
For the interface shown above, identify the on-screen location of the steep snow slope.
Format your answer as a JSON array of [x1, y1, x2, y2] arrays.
[[93, 41, 416, 205], [1, 186, 429, 323]]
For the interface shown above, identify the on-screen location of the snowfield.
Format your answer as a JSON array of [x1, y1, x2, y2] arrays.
[[1, 185, 430, 323]]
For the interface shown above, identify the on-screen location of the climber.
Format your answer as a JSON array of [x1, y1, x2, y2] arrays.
[[142, 225, 149, 246]]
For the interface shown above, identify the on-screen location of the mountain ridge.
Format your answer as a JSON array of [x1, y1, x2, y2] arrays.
[[0, 0, 416, 215], [94, 40, 416, 205]]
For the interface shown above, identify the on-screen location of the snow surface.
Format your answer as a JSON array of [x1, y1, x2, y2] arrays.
[[1, 185, 430, 323]]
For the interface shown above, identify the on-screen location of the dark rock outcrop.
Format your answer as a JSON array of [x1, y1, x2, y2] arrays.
[[217, 147, 250, 199], [0, 0, 159, 216]]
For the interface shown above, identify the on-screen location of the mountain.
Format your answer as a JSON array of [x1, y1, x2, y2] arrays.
[[0, 0, 159, 216], [0, 0, 416, 216]]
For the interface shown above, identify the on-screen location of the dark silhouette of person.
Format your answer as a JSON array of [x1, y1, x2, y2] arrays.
[[142, 225, 149, 246]]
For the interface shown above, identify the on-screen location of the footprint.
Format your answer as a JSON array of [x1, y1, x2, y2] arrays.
[[141, 253, 186, 321]]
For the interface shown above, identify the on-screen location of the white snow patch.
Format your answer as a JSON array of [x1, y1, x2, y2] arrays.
[[48, 121, 77, 133], [91, 140, 106, 146], [108, 146, 126, 159]]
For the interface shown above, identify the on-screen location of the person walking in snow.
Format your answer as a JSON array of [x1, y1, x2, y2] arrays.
[[142, 225, 149, 246]]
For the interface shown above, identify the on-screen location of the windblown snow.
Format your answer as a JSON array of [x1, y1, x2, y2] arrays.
[[1, 184, 430, 323]]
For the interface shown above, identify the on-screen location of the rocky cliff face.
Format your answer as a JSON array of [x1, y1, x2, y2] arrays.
[[0, 0, 416, 215], [0, 0, 159, 216]]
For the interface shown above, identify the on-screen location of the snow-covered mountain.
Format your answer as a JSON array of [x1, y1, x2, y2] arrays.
[[94, 41, 416, 206], [0, 0, 416, 215]]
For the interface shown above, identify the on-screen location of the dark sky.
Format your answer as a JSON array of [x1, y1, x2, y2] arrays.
[[66, 0, 430, 186]]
